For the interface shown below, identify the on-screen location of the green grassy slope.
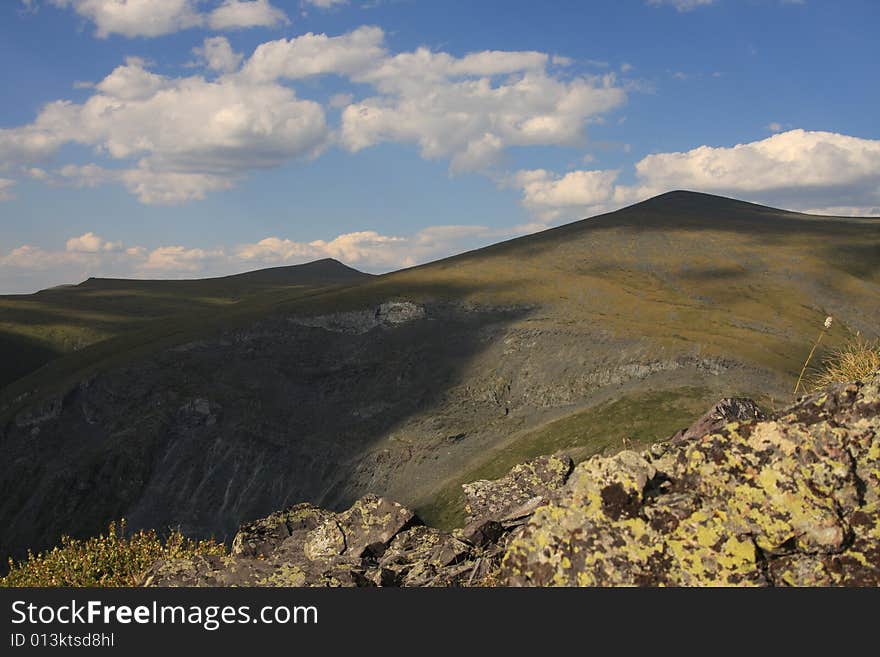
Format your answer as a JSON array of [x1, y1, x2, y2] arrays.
[[2, 191, 877, 416], [416, 385, 777, 528], [3, 191, 879, 415], [2, 190, 878, 435], [0, 258, 371, 390]]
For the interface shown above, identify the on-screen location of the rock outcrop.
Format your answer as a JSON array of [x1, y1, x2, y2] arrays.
[[143, 372, 880, 587], [502, 373, 880, 586]]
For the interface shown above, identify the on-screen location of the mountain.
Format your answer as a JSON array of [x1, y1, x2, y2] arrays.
[[0, 258, 372, 389], [1, 191, 878, 566]]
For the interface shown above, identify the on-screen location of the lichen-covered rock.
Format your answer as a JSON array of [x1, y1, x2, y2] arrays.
[[143, 494, 488, 587], [231, 503, 331, 558], [668, 397, 765, 444], [333, 494, 415, 557], [500, 371, 880, 586], [462, 454, 573, 525]]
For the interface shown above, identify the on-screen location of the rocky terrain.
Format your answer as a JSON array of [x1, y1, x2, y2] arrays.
[[2, 192, 878, 569], [142, 370, 880, 586]]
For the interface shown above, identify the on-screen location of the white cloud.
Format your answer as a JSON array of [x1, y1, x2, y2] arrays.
[[0, 178, 16, 201], [193, 36, 244, 74], [514, 168, 621, 220], [236, 224, 532, 270], [304, 0, 349, 7], [0, 245, 60, 270], [94, 56, 168, 100], [514, 129, 880, 220], [207, 0, 289, 31], [2, 27, 630, 202], [59, 163, 118, 187], [51, 0, 204, 38], [241, 26, 387, 82], [0, 121, 67, 164], [65, 231, 122, 252], [340, 47, 626, 172], [58, 163, 235, 204], [237, 232, 409, 268], [646, 0, 716, 11], [50, 0, 288, 38], [1, 57, 328, 203], [24, 167, 50, 180], [0, 220, 541, 293], [142, 245, 223, 271], [120, 168, 236, 204], [632, 129, 880, 194]]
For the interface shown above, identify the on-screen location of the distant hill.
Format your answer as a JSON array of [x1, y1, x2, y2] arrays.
[[1, 191, 877, 567], [75, 258, 370, 291], [0, 258, 372, 389]]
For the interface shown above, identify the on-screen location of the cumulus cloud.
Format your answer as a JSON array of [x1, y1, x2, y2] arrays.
[[632, 129, 880, 196], [514, 129, 880, 220], [50, 0, 204, 38], [1, 27, 629, 202], [142, 245, 224, 271], [1, 57, 328, 203], [0, 219, 543, 292], [240, 25, 387, 82], [234, 223, 525, 270], [0, 233, 132, 293], [340, 47, 626, 172], [0, 178, 16, 201], [65, 231, 121, 252], [646, 0, 716, 11], [120, 169, 236, 204], [50, 0, 288, 38], [193, 36, 244, 74], [207, 0, 289, 31]]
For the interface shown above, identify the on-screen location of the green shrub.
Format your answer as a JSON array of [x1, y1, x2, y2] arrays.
[[1, 520, 226, 587]]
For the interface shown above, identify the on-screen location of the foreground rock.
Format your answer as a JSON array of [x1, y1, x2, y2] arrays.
[[142, 494, 490, 587], [143, 372, 880, 586], [141, 456, 573, 587], [502, 373, 880, 586]]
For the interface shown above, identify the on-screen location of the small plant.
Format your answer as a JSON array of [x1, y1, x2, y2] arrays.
[[794, 315, 833, 396], [1, 519, 226, 587], [810, 334, 880, 391]]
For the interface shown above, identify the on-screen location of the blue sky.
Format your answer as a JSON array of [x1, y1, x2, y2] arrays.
[[1, 0, 878, 293]]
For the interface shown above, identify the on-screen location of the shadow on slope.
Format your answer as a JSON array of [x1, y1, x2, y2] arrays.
[[0, 259, 372, 392], [0, 279, 531, 566]]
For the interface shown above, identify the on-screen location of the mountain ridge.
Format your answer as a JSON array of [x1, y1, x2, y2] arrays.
[[73, 257, 371, 290], [1, 190, 877, 566]]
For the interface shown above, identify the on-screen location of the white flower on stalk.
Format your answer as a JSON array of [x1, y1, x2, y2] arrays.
[[824, 316, 833, 330]]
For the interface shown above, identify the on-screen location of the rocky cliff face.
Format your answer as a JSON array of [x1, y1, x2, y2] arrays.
[[1, 298, 762, 566], [142, 370, 880, 587]]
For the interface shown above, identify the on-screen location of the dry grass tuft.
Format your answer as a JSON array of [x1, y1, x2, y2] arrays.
[[1, 519, 226, 587], [810, 335, 880, 391]]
